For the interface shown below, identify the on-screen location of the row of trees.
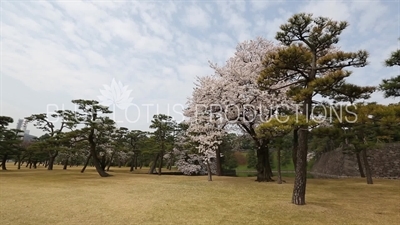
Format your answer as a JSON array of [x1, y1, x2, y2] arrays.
[[0, 104, 242, 177]]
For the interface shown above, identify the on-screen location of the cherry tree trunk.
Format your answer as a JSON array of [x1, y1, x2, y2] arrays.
[[256, 142, 273, 182], [277, 148, 282, 184], [207, 162, 212, 181], [216, 147, 222, 176]]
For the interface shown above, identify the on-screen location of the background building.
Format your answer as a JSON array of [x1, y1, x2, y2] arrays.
[[15, 119, 36, 141]]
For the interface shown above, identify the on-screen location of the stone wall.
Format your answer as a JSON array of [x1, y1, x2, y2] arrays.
[[311, 143, 400, 179]]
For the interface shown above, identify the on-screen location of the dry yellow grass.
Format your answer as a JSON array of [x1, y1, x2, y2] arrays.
[[0, 164, 399, 225]]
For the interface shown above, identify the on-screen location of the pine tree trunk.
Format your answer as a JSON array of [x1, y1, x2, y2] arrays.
[[130, 157, 135, 172], [106, 152, 116, 171], [1, 154, 8, 170], [88, 127, 110, 177], [158, 150, 164, 176], [47, 153, 57, 170], [81, 154, 92, 173], [92, 153, 109, 177], [17, 160, 22, 169], [361, 149, 373, 184], [148, 154, 159, 174], [292, 128, 299, 170], [135, 154, 138, 170], [63, 158, 69, 170], [356, 152, 365, 177], [292, 125, 308, 205]]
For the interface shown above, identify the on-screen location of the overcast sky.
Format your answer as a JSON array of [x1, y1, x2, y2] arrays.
[[1, 0, 399, 137]]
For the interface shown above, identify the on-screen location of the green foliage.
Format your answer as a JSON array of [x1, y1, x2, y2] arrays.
[[0, 129, 23, 156], [219, 134, 239, 170], [148, 114, 177, 168], [380, 75, 400, 98], [258, 13, 370, 104], [258, 12, 374, 203], [246, 150, 257, 169], [256, 115, 315, 140], [0, 116, 24, 165], [222, 151, 238, 170], [0, 116, 13, 128], [270, 134, 292, 167], [385, 48, 400, 67], [380, 41, 400, 98], [328, 84, 376, 104], [239, 135, 255, 151], [331, 103, 400, 153]]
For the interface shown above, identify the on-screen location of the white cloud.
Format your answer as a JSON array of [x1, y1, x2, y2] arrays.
[[182, 5, 210, 30], [350, 0, 391, 34], [298, 0, 351, 21], [249, 0, 284, 12]]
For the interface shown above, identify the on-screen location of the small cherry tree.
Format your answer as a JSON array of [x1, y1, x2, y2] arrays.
[[187, 113, 224, 181]]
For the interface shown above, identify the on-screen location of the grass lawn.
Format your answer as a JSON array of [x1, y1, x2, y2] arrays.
[[0, 164, 399, 225]]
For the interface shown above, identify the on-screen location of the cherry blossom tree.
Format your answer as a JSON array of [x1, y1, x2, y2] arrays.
[[185, 37, 293, 181], [182, 75, 228, 180], [166, 147, 215, 176], [163, 121, 214, 176]]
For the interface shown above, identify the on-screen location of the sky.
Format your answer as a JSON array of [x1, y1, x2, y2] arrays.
[[1, 0, 399, 137]]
